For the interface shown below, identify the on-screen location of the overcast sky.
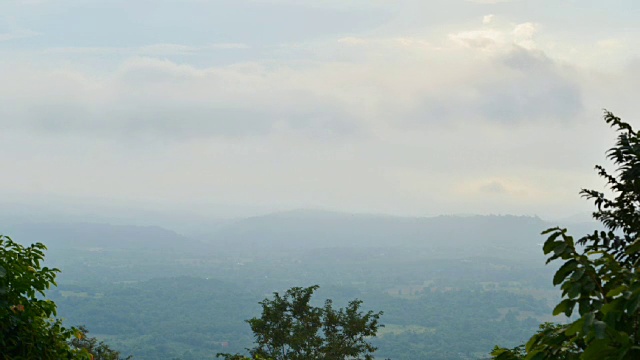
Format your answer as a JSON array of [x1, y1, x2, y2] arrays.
[[1, 0, 639, 221]]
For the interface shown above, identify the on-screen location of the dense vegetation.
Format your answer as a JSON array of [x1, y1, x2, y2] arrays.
[[39, 242, 552, 360], [217, 285, 382, 360], [0, 235, 129, 360], [0, 235, 85, 359], [493, 111, 640, 359]]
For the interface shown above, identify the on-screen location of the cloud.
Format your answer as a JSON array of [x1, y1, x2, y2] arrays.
[[449, 29, 504, 49], [15, 0, 48, 5], [449, 21, 539, 50], [512, 22, 538, 49], [39, 43, 249, 56], [337, 37, 370, 46], [0, 57, 361, 139], [466, 0, 515, 4], [0, 21, 584, 142], [456, 177, 551, 205], [0, 17, 591, 145], [596, 39, 624, 50], [480, 48, 583, 122], [0, 29, 40, 42], [0, 12, 621, 219], [369, 46, 584, 129], [478, 180, 508, 194], [138, 43, 249, 56], [408, 21, 584, 126]]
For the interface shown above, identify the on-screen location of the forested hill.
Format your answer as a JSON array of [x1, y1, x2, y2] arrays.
[[5, 210, 596, 261], [206, 210, 595, 260], [4, 222, 197, 250]]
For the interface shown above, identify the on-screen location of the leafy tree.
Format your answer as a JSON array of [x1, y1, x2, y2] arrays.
[[0, 234, 87, 359], [71, 326, 133, 360], [492, 111, 640, 359], [0, 234, 128, 359], [218, 285, 383, 360]]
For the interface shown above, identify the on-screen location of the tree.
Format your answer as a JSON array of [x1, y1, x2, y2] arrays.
[[0, 234, 127, 359], [0, 234, 87, 359], [218, 285, 383, 360], [492, 111, 640, 359], [70, 326, 133, 360]]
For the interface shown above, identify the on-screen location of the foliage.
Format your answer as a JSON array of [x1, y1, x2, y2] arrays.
[[13, 214, 558, 358], [0, 234, 90, 359], [71, 326, 133, 360], [492, 111, 640, 359], [50, 278, 544, 360], [218, 285, 383, 360], [492, 323, 580, 360]]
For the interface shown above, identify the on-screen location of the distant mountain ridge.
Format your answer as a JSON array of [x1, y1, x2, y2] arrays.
[[208, 209, 596, 260], [4, 222, 195, 250], [3, 210, 598, 261]]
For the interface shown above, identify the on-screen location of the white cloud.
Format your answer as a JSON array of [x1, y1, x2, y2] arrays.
[[38, 43, 249, 56], [596, 38, 624, 50], [337, 37, 370, 45], [0, 29, 39, 42], [449, 29, 504, 49], [0, 18, 584, 142], [137, 43, 248, 55], [0, 5, 633, 217], [513, 22, 538, 49], [449, 22, 539, 51], [0, 57, 363, 139], [466, 0, 515, 4]]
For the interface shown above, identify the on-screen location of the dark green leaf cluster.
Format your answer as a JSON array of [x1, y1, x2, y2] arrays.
[[0, 234, 90, 359], [492, 111, 640, 360], [1, 234, 129, 360], [70, 326, 133, 360], [219, 285, 383, 360]]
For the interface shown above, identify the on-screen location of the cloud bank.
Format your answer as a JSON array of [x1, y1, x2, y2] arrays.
[[0, 2, 636, 219]]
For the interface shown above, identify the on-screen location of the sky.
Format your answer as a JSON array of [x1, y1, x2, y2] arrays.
[[1, 0, 639, 222]]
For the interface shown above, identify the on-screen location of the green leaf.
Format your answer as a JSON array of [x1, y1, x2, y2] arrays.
[[553, 242, 568, 256], [601, 299, 623, 315], [565, 318, 584, 336], [524, 333, 540, 353], [543, 239, 562, 254], [594, 321, 607, 340], [524, 350, 545, 360], [541, 227, 561, 235], [625, 291, 640, 313], [567, 283, 582, 299], [582, 312, 595, 334], [0, 265, 5, 278], [625, 239, 640, 255], [553, 299, 575, 317], [570, 267, 585, 281], [606, 285, 627, 298], [582, 339, 611, 360], [553, 260, 578, 286]]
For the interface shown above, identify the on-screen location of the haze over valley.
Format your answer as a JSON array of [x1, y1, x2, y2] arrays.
[[2, 209, 597, 359]]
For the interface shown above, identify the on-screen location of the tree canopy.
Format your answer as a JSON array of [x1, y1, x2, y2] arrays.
[[0, 235, 86, 359], [0, 234, 128, 360], [218, 285, 383, 360], [492, 111, 640, 359]]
